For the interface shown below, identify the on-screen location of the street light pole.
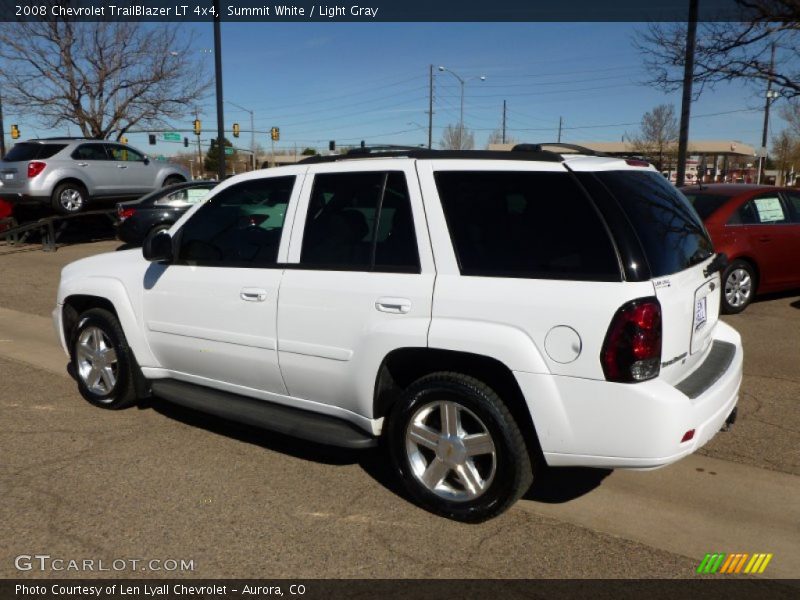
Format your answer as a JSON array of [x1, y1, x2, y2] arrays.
[[213, 0, 225, 181], [437, 66, 486, 148]]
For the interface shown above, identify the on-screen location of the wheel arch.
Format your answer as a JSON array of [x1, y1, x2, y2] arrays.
[[373, 347, 544, 461]]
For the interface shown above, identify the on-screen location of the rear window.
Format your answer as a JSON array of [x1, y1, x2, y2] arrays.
[[594, 171, 713, 278], [3, 143, 66, 161], [682, 192, 731, 220], [434, 171, 621, 281]]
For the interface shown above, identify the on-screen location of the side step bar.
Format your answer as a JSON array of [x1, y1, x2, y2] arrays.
[[150, 379, 377, 449]]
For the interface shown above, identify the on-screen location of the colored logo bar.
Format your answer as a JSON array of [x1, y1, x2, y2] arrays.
[[697, 553, 773, 574]]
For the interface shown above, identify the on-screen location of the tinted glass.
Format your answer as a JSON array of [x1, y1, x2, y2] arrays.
[[434, 171, 620, 281], [72, 144, 109, 161], [682, 193, 731, 220], [177, 176, 294, 266], [4, 143, 66, 161], [107, 145, 144, 161], [594, 171, 713, 277], [301, 171, 419, 271], [784, 192, 800, 223], [153, 186, 214, 207]]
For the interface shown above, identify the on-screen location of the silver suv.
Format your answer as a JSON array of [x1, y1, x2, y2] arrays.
[[0, 138, 189, 214]]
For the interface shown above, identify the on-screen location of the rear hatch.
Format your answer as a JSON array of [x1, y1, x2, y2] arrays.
[[0, 142, 68, 192], [592, 170, 720, 384]]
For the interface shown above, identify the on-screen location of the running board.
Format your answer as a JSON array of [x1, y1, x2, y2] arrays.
[[150, 379, 377, 449]]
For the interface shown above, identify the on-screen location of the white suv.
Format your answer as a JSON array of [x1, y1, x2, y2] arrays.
[[53, 147, 743, 521]]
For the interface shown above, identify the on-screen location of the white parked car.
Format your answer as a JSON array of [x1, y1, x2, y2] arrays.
[[54, 146, 742, 521]]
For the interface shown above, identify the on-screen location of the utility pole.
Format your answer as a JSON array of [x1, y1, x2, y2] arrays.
[[213, 0, 225, 181], [0, 91, 5, 159], [502, 100, 507, 144], [676, 0, 698, 188], [557, 116, 563, 143], [757, 43, 777, 185], [428, 64, 434, 149]]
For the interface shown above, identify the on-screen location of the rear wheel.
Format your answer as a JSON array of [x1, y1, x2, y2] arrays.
[[387, 372, 534, 522], [71, 308, 137, 409], [51, 182, 87, 214], [721, 259, 756, 314]]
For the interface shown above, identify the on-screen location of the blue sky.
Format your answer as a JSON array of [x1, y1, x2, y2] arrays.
[[10, 22, 791, 156]]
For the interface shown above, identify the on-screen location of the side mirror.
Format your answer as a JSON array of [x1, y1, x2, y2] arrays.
[[143, 231, 174, 263], [143, 156, 150, 165]]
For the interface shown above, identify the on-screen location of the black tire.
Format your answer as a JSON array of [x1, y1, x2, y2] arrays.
[[70, 308, 138, 409], [162, 176, 184, 188], [386, 372, 534, 522], [51, 182, 88, 214], [721, 259, 756, 314]]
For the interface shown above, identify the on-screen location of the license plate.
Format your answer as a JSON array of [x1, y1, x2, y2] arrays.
[[3, 173, 13, 180], [694, 296, 707, 332]]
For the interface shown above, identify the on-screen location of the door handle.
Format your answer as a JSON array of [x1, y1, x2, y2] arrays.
[[757, 236, 772, 242], [376, 297, 411, 314], [117, 164, 128, 169], [240, 288, 268, 302]]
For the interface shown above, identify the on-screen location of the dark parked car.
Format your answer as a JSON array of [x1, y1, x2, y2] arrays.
[[681, 184, 800, 313], [116, 181, 216, 245]]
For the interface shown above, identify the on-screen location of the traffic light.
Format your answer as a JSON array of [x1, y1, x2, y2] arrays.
[[120, 136, 128, 144], [184, 137, 189, 148], [270, 127, 280, 141], [328, 140, 335, 151], [148, 134, 156, 145], [10, 125, 20, 139], [193, 119, 201, 136], [233, 123, 240, 138]]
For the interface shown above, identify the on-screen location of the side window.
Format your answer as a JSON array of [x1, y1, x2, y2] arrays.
[[107, 145, 144, 162], [177, 176, 295, 266], [783, 192, 800, 223], [71, 144, 109, 161], [155, 187, 212, 207], [737, 195, 787, 225], [300, 171, 420, 272], [435, 170, 620, 281]]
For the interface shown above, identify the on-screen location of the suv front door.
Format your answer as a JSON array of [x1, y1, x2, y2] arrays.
[[277, 163, 434, 418], [106, 144, 154, 195], [142, 172, 301, 396]]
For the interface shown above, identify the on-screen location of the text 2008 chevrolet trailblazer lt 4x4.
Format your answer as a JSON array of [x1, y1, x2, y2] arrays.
[[54, 145, 742, 522]]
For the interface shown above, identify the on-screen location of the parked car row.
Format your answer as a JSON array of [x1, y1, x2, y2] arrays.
[[680, 184, 800, 313]]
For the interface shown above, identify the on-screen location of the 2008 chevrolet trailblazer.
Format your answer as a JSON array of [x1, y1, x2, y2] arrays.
[[53, 146, 742, 521]]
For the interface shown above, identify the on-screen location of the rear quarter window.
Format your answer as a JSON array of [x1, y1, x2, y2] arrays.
[[594, 171, 713, 278], [3, 143, 66, 161], [434, 170, 621, 281]]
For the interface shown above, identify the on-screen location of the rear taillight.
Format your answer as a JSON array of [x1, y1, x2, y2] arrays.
[[118, 206, 136, 221], [27, 161, 46, 178], [601, 298, 662, 383]]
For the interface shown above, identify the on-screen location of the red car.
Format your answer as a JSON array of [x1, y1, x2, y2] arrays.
[[0, 197, 14, 233], [681, 184, 800, 313]]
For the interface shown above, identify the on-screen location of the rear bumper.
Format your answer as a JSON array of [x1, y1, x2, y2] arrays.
[[515, 320, 743, 469]]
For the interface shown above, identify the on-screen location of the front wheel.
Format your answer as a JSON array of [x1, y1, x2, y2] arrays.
[[386, 372, 534, 522], [721, 259, 756, 314], [71, 308, 137, 409]]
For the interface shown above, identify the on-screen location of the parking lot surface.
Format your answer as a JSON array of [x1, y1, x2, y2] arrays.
[[1, 240, 799, 579]]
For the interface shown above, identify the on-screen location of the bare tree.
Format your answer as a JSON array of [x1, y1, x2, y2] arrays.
[[781, 101, 800, 136], [633, 1, 800, 99], [0, 20, 211, 140], [485, 129, 517, 148], [440, 124, 475, 150], [628, 104, 679, 171], [771, 129, 800, 184]]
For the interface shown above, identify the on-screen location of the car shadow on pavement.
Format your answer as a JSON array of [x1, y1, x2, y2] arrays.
[[523, 466, 612, 504]]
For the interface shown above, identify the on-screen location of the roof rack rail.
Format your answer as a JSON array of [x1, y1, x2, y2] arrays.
[[512, 142, 610, 157], [346, 145, 425, 155], [32, 137, 92, 141], [299, 148, 563, 164]]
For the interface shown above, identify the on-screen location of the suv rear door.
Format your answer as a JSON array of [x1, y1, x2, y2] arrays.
[[71, 143, 120, 196], [589, 170, 720, 383], [277, 161, 434, 419]]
